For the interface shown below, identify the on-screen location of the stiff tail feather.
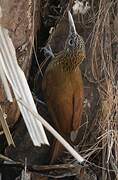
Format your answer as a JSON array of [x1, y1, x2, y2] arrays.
[[50, 140, 65, 164]]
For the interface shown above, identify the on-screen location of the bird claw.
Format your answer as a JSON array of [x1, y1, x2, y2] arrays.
[[40, 45, 54, 60]]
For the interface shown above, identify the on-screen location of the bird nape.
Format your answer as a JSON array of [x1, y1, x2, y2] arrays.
[[42, 10, 86, 164]]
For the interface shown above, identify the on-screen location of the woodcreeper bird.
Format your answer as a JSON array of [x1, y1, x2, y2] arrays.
[[42, 11, 86, 163]]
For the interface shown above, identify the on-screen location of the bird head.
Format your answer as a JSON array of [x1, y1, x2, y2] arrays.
[[65, 11, 85, 55]]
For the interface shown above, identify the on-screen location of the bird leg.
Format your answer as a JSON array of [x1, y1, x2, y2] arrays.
[[40, 44, 54, 61]]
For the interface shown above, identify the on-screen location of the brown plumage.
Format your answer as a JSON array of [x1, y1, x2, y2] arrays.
[[42, 11, 86, 163]]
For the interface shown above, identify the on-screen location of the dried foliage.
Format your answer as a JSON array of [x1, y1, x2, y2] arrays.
[[0, 0, 117, 179], [73, 0, 118, 179]]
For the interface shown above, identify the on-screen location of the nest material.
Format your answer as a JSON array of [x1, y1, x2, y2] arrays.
[[0, 0, 117, 179]]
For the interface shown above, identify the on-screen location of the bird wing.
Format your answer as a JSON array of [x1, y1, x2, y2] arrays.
[[42, 64, 74, 134], [72, 90, 83, 130], [71, 68, 84, 130]]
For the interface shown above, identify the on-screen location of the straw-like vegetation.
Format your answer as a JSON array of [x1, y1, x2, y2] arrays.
[[0, 0, 117, 179], [73, 0, 118, 179]]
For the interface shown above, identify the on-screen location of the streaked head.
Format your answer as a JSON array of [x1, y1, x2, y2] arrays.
[[65, 11, 85, 54]]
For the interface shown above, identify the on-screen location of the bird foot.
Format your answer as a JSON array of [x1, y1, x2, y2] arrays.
[[40, 45, 54, 61]]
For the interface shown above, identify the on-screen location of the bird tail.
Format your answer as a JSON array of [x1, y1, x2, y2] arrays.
[[50, 140, 64, 164]]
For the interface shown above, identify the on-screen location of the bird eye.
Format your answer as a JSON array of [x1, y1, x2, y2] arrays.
[[69, 39, 73, 45]]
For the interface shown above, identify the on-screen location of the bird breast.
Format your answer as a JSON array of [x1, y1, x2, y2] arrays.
[[51, 50, 85, 73]]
